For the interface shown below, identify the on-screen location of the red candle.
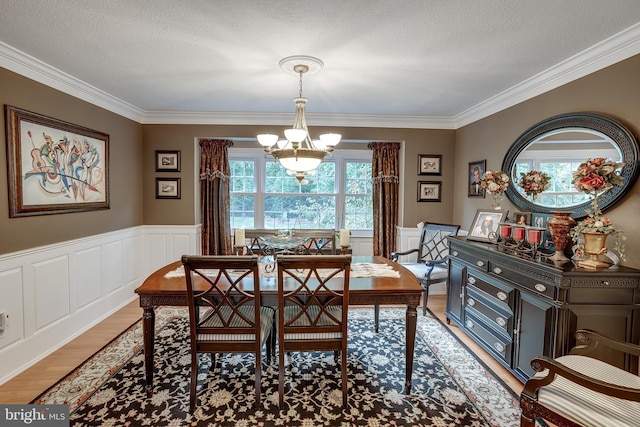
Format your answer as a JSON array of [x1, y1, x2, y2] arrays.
[[513, 226, 525, 241], [528, 229, 541, 244], [500, 224, 512, 238]]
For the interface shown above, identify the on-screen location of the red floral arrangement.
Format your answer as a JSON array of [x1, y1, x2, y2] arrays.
[[572, 157, 624, 194]]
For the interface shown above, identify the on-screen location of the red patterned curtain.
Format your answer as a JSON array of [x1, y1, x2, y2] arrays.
[[199, 139, 233, 255], [370, 142, 400, 258]]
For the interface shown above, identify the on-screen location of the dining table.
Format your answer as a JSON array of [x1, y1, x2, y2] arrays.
[[135, 255, 423, 396]]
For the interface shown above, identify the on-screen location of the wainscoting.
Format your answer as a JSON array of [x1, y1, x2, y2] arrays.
[[0, 225, 201, 385], [0, 227, 374, 385]]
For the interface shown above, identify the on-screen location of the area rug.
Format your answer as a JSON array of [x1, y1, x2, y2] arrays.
[[33, 307, 522, 426]]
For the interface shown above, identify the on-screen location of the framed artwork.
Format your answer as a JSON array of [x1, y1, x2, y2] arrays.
[[417, 181, 442, 202], [4, 105, 110, 217], [531, 212, 555, 253], [156, 177, 181, 199], [513, 211, 532, 226], [467, 209, 508, 243], [468, 159, 486, 198], [155, 150, 180, 172], [418, 154, 442, 175]]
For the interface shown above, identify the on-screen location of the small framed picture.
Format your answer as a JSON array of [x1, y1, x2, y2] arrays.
[[531, 212, 555, 253], [156, 177, 181, 199], [468, 159, 486, 198], [155, 150, 181, 172], [417, 181, 442, 202], [513, 211, 532, 226], [418, 154, 442, 175], [467, 209, 508, 243]]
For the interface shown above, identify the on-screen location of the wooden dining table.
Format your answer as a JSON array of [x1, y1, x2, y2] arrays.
[[135, 255, 423, 396]]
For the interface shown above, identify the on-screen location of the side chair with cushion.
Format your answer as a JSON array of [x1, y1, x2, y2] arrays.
[[374, 222, 459, 332], [181, 255, 275, 410], [520, 329, 640, 427], [276, 254, 352, 407], [244, 229, 277, 255]]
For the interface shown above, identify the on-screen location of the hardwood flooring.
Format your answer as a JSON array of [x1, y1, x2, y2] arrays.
[[0, 294, 524, 404]]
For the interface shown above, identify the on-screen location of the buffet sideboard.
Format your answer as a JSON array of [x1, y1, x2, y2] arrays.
[[445, 236, 640, 382]]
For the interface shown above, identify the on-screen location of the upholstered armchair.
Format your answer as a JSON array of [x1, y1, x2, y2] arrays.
[[520, 329, 640, 427]]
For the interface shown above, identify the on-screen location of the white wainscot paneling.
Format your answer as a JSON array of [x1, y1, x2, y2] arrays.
[[0, 268, 24, 350], [350, 238, 373, 257], [72, 246, 102, 308], [103, 240, 124, 295], [122, 235, 143, 285], [147, 234, 168, 273], [33, 256, 70, 331]]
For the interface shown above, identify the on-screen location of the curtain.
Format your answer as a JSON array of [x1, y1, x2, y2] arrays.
[[370, 142, 400, 258], [199, 139, 233, 255]]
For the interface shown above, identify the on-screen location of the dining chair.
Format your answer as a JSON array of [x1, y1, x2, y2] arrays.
[[276, 254, 352, 407], [244, 229, 277, 255], [291, 229, 338, 254], [520, 329, 640, 427], [374, 222, 460, 332], [181, 255, 275, 410]]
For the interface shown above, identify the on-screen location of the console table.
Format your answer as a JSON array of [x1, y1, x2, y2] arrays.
[[445, 236, 640, 382]]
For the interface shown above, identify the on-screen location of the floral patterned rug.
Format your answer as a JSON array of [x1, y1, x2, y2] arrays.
[[33, 307, 522, 426]]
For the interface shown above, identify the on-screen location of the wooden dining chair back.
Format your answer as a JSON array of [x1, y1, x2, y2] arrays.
[[291, 229, 337, 254], [244, 229, 277, 255], [520, 329, 640, 427], [181, 255, 275, 410], [372, 222, 459, 332], [276, 254, 352, 407]]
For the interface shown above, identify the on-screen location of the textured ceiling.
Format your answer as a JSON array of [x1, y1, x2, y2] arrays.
[[1, 1, 640, 127]]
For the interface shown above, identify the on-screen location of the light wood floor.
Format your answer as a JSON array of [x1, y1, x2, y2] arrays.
[[0, 295, 524, 404]]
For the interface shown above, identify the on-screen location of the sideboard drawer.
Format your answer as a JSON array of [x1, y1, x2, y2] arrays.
[[450, 249, 489, 272], [488, 261, 557, 300], [466, 287, 513, 336], [467, 272, 515, 311], [464, 311, 513, 364]]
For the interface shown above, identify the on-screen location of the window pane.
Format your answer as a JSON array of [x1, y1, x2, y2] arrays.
[[229, 160, 255, 192], [346, 162, 372, 194], [264, 195, 336, 229], [230, 195, 255, 228], [345, 195, 373, 229]]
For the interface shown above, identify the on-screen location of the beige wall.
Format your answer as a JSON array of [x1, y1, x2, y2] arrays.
[[454, 54, 640, 269], [142, 125, 456, 228], [0, 68, 143, 255]]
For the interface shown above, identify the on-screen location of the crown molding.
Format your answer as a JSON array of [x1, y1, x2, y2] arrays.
[[0, 42, 145, 122], [3, 21, 640, 130], [455, 22, 640, 128]]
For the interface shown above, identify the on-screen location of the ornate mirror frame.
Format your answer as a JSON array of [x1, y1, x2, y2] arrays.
[[502, 113, 640, 220]]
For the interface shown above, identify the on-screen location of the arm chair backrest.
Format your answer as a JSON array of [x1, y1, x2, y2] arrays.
[[244, 229, 277, 255], [291, 229, 337, 254], [416, 222, 460, 264], [276, 254, 352, 406]]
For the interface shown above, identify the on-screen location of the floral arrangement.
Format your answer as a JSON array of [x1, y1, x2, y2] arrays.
[[570, 157, 626, 261], [572, 157, 624, 195], [518, 170, 551, 197], [480, 170, 509, 194]]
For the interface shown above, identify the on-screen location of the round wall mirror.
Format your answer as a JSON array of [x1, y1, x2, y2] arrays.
[[502, 113, 639, 219]]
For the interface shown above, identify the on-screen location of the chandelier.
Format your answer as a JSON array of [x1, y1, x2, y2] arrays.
[[257, 55, 341, 183]]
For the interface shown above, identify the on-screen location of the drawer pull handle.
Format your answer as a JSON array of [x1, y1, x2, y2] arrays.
[[468, 276, 476, 285], [534, 283, 547, 292], [602, 280, 610, 286], [493, 343, 505, 353], [452, 251, 459, 257], [495, 317, 506, 327], [467, 298, 476, 307], [465, 320, 474, 329], [476, 260, 485, 267], [493, 267, 502, 275], [496, 291, 508, 301]]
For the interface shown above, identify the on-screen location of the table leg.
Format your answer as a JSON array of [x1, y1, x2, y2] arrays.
[[404, 304, 417, 394], [143, 306, 156, 397]]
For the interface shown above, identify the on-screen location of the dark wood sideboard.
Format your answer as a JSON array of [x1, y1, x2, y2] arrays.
[[445, 236, 640, 382]]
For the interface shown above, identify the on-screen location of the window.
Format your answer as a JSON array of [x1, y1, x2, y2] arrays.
[[229, 149, 372, 232], [515, 159, 590, 207]]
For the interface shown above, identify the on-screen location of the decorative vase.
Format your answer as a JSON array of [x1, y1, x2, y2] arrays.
[[546, 211, 577, 263], [579, 232, 610, 268], [491, 193, 504, 210]]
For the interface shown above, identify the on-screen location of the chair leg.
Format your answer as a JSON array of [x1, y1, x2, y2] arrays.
[[278, 346, 285, 406], [374, 305, 380, 332], [190, 352, 198, 411], [255, 350, 262, 406], [341, 348, 348, 407], [422, 286, 429, 316]]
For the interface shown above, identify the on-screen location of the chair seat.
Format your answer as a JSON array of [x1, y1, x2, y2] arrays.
[[536, 355, 640, 427], [401, 263, 448, 282], [198, 305, 274, 343], [283, 305, 343, 340]]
